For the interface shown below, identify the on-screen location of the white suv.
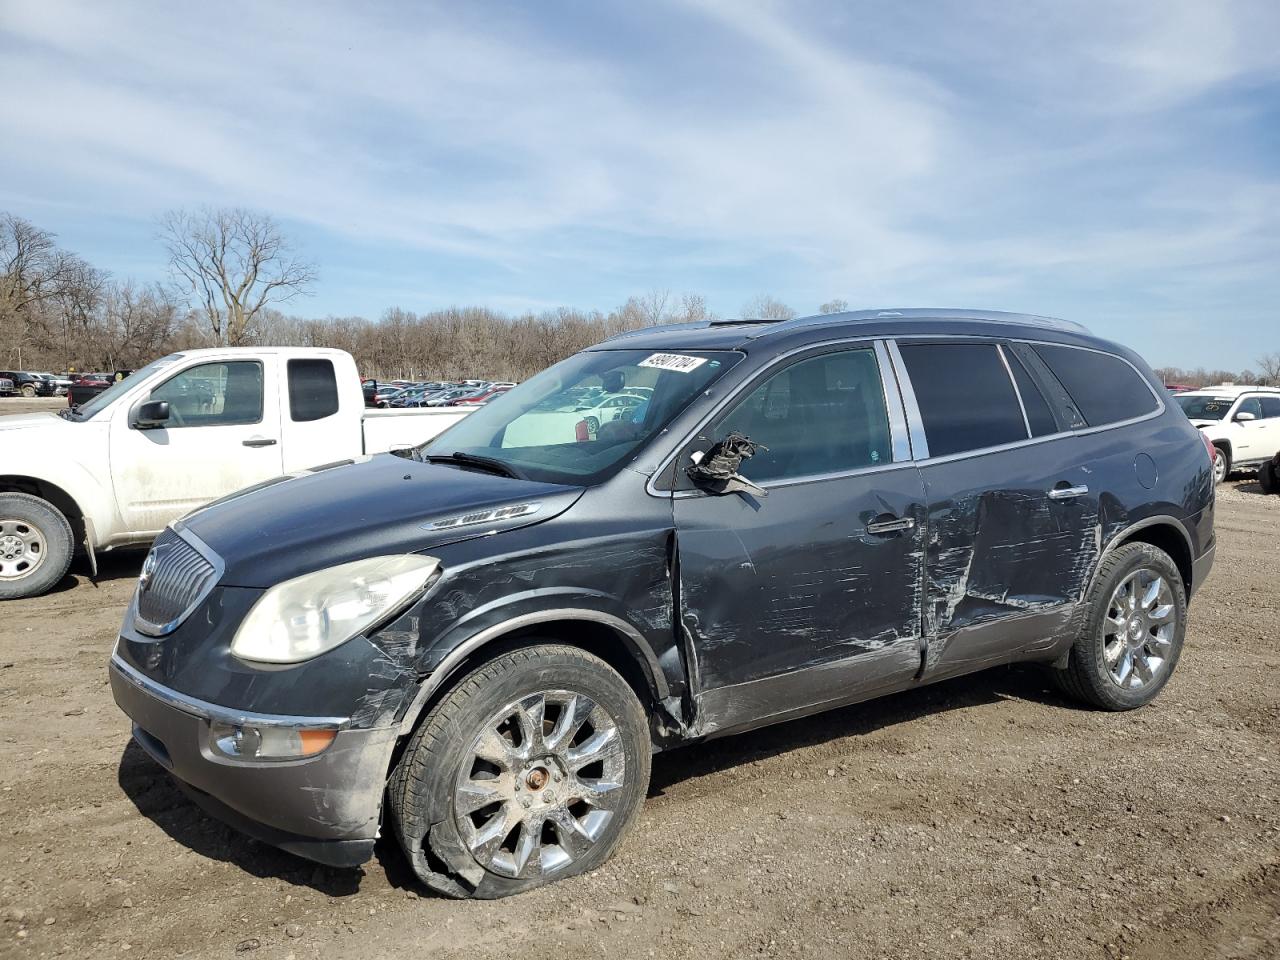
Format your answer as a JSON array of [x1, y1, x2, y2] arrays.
[[1173, 385, 1280, 483]]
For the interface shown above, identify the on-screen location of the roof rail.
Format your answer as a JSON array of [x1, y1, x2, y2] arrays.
[[713, 308, 1090, 335]]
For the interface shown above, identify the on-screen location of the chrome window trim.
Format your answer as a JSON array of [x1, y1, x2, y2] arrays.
[[885, 339, 930, 460], [874, 339, 913, 462], [132, 524, 225, 637], [997, 343, 1033, 439], [643, 337, 912, 498], [110, 653, 348, 728]]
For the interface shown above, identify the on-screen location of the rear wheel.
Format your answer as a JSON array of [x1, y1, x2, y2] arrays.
[[0, 494, 75, 600], [1052, 542, 1186, 710], [1259, 460, 1279, 495], [388, 644, 651, 899], [1212, 445, 1230, 484]]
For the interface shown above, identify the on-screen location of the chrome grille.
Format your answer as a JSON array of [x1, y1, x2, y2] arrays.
[[133, 529, 219, 636]]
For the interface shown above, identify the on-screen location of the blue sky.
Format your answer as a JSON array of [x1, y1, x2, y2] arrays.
[[2, 0, 1278, 369]]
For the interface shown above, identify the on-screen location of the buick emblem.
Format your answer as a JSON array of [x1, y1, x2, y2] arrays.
[[139, 550, 158, 593]]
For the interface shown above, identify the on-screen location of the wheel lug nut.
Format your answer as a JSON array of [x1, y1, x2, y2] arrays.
[[520, 797, 531, 809], [553, 774, 562, 783]]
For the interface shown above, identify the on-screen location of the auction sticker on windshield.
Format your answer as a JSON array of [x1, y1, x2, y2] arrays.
[[638, 353, 709, 373]]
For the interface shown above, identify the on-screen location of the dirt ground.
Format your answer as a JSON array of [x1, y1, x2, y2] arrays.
[[1, 414, 1277, 958]]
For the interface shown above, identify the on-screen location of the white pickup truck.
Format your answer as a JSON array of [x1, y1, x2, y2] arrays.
[[0, 347, 473, 599]]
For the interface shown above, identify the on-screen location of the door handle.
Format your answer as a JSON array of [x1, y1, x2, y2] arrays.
[[1048, 484, 1089, 500], [866, 516, 915, 535], [242, 438, 278, 447]]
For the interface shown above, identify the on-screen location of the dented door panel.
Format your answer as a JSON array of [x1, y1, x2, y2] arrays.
[[674, 466, 927, 734], [918, 438, 1099, 677]]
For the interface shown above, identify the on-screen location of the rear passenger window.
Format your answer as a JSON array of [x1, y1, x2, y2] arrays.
[[1260, 397, 1280, 419], [1004, 350, 1058, 437], [898, 343, 1028, 457], [717, 348, 892, 482], [1032, 345, 1158, 427], [288, 359, 339, 422]]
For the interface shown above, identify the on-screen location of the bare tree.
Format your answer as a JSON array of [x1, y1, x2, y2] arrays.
[[741, 294, 796, 320], [818, 298, 849, 314], [161, 207, 316, 346], [0, 213, 82, 365], [1256, 352, 1280, 386]]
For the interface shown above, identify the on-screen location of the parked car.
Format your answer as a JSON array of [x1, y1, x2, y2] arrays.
[[426, 387, 484, 406], [0, 348, 477, 599], [1165, 383, 1195, 394], [1173, 385, 1280, 483], [67, 371, 133, 406], [0, 370, 57, 398], [1259, 451, 1279, 494], [106, 308, 1213, 899], [34, 373, 72, 396], [361, 379, 380, 408], [0, 376, 14, 397], [451, 386, 512, 406]]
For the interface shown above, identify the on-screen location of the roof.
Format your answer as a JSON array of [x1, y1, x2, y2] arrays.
[[595, 307, 1099, 353]]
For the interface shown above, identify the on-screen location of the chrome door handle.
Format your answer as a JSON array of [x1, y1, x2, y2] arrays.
[[1048, 484, 1089, 500], [866, 517, 916, 535]]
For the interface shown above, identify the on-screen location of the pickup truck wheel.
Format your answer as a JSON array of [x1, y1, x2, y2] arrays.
[[1259, 460, 1279, 495], [20, 384, 37, 398], [1212, 446, 1230, 484], [1052, 542, 1186, 711], [388, 644, 651, 899], [0, 494, 75, 600]]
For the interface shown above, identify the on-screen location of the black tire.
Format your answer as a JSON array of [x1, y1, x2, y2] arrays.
[[1212, 445, 1230, 484], [0, 493, 75, 600], [1052, 542, 1187, 710], [1259, 460, 1279, 495], [388, 644, 651, 899]]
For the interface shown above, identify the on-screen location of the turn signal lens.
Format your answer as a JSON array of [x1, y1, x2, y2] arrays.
[[209, 721, 337, 761]]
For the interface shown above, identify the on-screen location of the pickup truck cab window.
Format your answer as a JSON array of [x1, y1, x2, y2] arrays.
[[287, 358, 340, 422], [148, 360, 264, 427], [422, 348, 741, 485]]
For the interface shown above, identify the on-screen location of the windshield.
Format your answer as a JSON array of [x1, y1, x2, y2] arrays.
[[1174, 395, 1234, 420], [68, 355, 180, 420], [421, 348, 741, 484]]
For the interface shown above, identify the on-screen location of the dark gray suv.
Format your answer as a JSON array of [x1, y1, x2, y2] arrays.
[[109, 309, 1215, 898]]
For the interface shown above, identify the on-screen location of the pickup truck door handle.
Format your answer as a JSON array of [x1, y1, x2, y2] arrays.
[[1048, 484, 1089, 500], [866, 516, 915, 535], [242, 438, 278, 448]]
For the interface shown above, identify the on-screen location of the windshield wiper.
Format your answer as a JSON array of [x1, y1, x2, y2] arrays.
[[426, 451, 526, 480]]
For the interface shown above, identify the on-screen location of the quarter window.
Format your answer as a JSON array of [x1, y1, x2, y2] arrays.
[[1032, 345, 1158, 427], [717, 349, 892, 482], [898, 342, 1028, 457], [287, 358, 339, 422], [1259, 397, 1280, 419], [148, 361, 263, 427]]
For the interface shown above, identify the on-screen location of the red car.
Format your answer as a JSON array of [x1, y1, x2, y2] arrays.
[[450, 386, 511, 406]]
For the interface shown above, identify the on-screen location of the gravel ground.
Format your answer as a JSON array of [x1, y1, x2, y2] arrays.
[[0, 460, 1277, 959]]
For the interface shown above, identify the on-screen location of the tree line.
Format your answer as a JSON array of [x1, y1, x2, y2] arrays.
[[3, 208, 1275, 384]]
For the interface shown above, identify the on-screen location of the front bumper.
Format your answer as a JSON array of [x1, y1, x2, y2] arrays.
[[109, 654, 398, 868]]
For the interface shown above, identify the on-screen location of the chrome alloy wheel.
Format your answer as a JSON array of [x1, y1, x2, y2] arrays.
[[1102, 568, 1176, 689], [454, 690, 626, 879], [0, 518, 46, 581], [1213, 449, 1228, 483]]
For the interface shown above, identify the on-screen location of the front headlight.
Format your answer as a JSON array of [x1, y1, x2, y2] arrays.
[[230, 555, 440, 664]]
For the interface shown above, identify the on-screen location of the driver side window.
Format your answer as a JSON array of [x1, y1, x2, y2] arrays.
[[716, 348, 892, 482], [149, 361, 263, 428]]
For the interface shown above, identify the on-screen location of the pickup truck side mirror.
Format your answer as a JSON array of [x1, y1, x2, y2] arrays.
[[134, 400, 171, 429], [686, 433, 768, 498], [1234, 411, 1257, 422]]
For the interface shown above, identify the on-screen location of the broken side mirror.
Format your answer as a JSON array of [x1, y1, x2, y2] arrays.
[[134, 400, 170, 429], [686, 433, 768, 498]]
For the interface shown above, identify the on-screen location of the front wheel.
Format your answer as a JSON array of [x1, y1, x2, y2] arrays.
[[0, 494, 75, 600], [1052, 542, 1187, 710], [388, 644, 651, 899]]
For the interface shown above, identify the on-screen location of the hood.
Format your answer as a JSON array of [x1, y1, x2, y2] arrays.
[[179, 453, 584, 587], [0, 411, 66, 432]]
